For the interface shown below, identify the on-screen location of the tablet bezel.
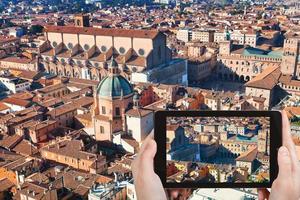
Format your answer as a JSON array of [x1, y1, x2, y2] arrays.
[[154, 110, 282, 188]]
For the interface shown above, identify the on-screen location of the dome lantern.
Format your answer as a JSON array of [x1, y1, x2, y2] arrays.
[[109, 56, 120, 76]]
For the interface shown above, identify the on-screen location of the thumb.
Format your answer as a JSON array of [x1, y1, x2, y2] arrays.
[[141, 139, 157, 174], [277, 146, 292, 179]]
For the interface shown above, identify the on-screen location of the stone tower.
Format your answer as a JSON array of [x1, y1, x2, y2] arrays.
[[281, 37, 299, 77], [257, 126, 270, 155], [219, 41, 232, 56]]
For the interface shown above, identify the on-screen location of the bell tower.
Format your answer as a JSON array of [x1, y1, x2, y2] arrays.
[[281, 37, 299, 77]]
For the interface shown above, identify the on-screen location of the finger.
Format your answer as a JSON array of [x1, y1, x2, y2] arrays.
[[258, 188, 270, 200], [140, 138, 157, 174], [281, 111, 299, 170], [139, 131, 155, 154], [170, 190, 179, 198], [132, 132, 156, 176], [277, 146, 292, 179]]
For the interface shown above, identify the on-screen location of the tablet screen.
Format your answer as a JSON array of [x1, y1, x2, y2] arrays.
[[166, 116, 270, 184]]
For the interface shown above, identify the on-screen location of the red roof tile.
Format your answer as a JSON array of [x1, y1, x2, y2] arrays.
[[45, 25, 160, 39]]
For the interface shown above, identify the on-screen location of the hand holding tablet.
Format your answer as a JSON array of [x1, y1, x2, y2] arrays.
[[132, 111, 300, 200], [154, 111, 282, 188], [258, 111, 300, 200]]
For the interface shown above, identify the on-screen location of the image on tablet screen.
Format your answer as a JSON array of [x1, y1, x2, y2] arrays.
[[166, 116, 270, 184]]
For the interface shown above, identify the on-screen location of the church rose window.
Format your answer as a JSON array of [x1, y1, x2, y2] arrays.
[[52, 41, 58, 47], [119, 47, 126, 54], [101, 46, 107, 52], [68, 43, 73, 49], [138, 48, 145, 56], [84, 44, 90, 50]]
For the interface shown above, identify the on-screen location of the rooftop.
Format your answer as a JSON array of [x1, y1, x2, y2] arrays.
[[45, 25, 160, 39], [245, 65, 281, 90]]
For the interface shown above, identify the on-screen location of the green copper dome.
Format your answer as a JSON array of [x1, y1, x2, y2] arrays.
[[96, 75, 133, 98], [96, 57, 133, 98]]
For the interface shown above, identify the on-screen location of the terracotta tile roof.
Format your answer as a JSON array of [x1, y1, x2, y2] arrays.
[[18, 70, 41, 80], [74, 184, 90, 196], [19, 182, 50, 200], [94, 115, 110, 122], [126, 55, 147, 67], [40, 98, 63, 107], [96, 175, 113, 184], [236, 147, 258, 162], [0, 102, 10, 111], [28, 120, 57, 131], [126, 108, 153, 118], [0, 56, 34, 64], [47, 96, 93, 117], [0, 149, 24, 168], [75, 113, 92, 121], [107, 164, 131, 174], [284, 107, 300, 119], [68, 77, 99, 87], [41, 48, 55, 56], [245, 65, 281, 90], [0, 134, 22, 149], [26, 172, 50, 184], [38, 83, 67, 94], [2, 97, 32, 107], [42, 139, 104, 162], [44, 25, 160, 39], [52, 169, 101, 191], [0, 178, 14, 192], [12, 139, 38, 156], [252, 96, 266, 103], [279, 74, 300, 87], [121, 135, 139, 149], [9, 91, 34, 100]]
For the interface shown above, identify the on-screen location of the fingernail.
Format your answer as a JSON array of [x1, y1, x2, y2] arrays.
[[279, 146, 289, 156]]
